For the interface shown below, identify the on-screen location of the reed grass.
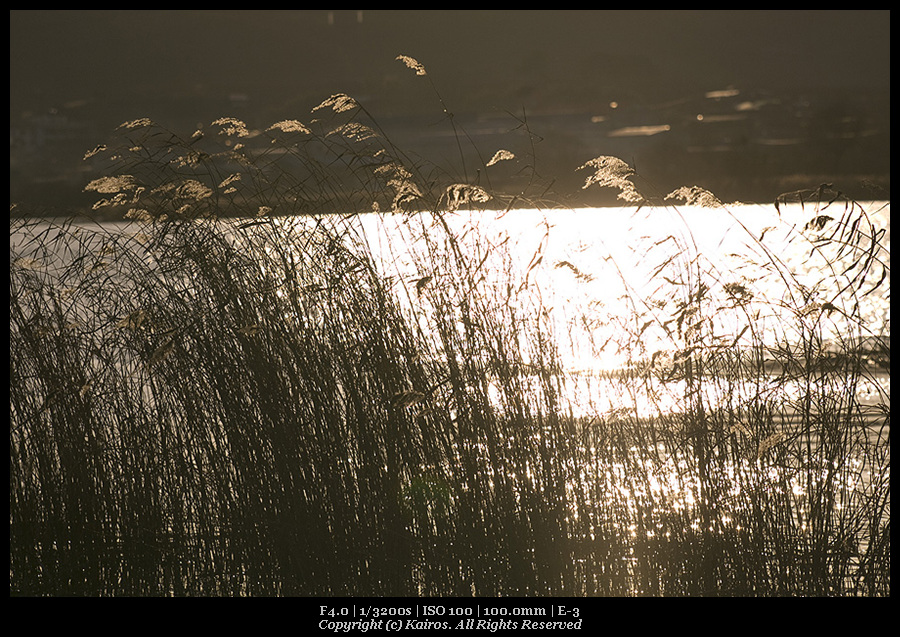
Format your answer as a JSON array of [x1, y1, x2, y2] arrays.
[[10, 55, 889, 596]]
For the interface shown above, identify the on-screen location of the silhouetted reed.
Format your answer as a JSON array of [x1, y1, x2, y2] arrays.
[[10, 55, 889, 596]]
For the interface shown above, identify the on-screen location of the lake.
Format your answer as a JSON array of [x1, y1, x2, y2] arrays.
[[349, 200, 890, 416], [11, 199, 890, 419]]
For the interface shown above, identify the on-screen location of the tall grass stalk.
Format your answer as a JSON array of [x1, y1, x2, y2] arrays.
[[10, 56, 889, 596]]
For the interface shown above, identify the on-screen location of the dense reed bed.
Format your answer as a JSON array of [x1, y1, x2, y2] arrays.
[[10, 56, 889, 596]]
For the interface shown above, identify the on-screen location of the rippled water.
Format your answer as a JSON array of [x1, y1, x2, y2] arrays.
[[11, 200, 889, 404], [352, 201, 889, 417], [358, 202, 889, 355]]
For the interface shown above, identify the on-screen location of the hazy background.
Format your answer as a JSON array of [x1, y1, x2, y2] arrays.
[[10, 10, 891, 211]]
